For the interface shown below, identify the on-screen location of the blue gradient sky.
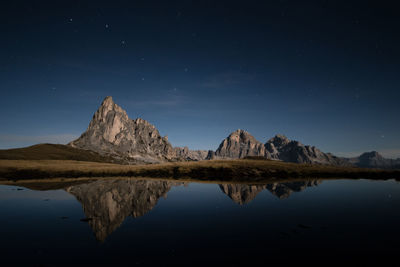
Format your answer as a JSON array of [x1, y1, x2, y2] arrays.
[[1, 1, 399, 158]]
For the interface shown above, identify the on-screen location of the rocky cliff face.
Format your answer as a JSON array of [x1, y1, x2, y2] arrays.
[[66, 179, 182, 241], [69, 96, 178, 163], [211, 129, 265, 159], [211, 130, 347, 165], [174, 146, 209, 161], [265, 134, 348, 165], [68, 96, 396, 168], [347, 151, 400, 169]]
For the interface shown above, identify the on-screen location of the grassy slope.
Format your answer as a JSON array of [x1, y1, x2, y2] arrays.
[[0, 159, 399, 182], [0, 144, 116, 163]]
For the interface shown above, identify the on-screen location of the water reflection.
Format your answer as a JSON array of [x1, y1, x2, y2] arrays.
[[66, 179, 185, 241], [219, 180, 321, 204], [1, 178, 399, 266], [61, 178, 322, 240]]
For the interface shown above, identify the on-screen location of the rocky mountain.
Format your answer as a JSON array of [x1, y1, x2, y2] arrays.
[[66, 179, 183, 241], [219, 180, 322, 204], [210, 129, 265, 159], [67, 96, 397, 168], [210, 130, 348, 165], [264, 134, 348, 165], [69, 96, 202, 163], [174, 146, 209, 161], [347, 151, 400, 169]]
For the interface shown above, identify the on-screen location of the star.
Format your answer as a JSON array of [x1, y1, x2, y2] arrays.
[[121, 40, 126, 45], [105, 24, 109, 28], [69, 18, 73, 22]]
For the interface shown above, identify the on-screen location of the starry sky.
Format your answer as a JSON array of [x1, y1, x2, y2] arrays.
[[1, 0, 399, 158]]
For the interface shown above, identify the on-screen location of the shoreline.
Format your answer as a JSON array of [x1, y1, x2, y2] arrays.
[[1, 159, 399, 183]]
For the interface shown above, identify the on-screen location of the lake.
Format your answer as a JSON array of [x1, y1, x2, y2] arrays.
[[0, 178, 399, 266]]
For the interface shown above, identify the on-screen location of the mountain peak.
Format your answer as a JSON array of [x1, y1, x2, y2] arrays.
[[98, 96, 115, 111], [69, 96, 176, 163], [360, 151, 383, 159], [214, 129, 265, 159], [102, 96, 114, 104], [268, 134, 291, 146], [274, 134, 289, 140], [231, 129, 247, 134]]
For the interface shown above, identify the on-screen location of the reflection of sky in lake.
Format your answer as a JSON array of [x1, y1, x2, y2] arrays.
[[0, 179, 399, 266]]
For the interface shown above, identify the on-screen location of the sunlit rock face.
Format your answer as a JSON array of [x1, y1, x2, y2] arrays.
[[219, 180, 322, 204], [69, 96, 176, 163], [210, 130, 347, 166], [66, 179, 182, 241], [265, 135, 348, 165], [211, 129, 266, 159]]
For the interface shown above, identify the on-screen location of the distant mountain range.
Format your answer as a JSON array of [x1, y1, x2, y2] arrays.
[[68, 96, 400, 169], [1, 96, 398, 169]]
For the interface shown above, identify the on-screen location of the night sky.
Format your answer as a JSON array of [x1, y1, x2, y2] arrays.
[[1, 1, 399, 158]]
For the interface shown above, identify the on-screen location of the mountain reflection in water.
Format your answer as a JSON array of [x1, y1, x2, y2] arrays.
[[219, 180, 321, 204], [65, 178, 320, 241], [66, 179, 186, 241], [1, 178, 399, 266]]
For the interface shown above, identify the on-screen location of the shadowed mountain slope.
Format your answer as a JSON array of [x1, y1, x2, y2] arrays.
[[0, 143, 117, 163]]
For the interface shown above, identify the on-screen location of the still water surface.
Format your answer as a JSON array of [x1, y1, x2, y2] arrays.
[[0, 178, 399, 266]]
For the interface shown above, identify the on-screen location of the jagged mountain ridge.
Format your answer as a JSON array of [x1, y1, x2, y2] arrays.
[[174, 146, 210, 161], [70, 96, 194, 163], [211, 129, 347, 166], [264, 134, 347, 165], [68, 96, 398, 168]]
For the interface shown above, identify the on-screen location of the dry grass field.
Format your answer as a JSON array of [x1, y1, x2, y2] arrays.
[[0, 158, 399, 183]]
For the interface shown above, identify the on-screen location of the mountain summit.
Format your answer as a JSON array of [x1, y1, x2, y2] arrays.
[[69, 96, 176, 163], [264, 134, 347, 165], [211, 129, 265, 159], [211, 130, 348, 165], [347, 151, 400, 169], [68, 96, 397, 168]]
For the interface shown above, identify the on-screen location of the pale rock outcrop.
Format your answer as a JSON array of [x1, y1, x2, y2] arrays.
[[69, 96, 176, 163], [211, 129, 265, 159], [174, 146, 209, 161]]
